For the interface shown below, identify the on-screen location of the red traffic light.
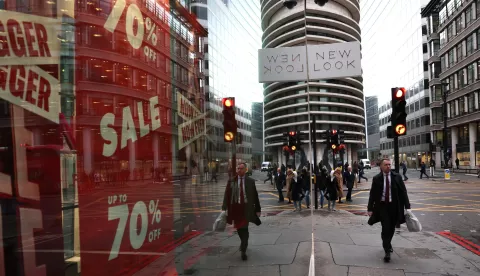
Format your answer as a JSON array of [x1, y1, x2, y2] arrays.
[[394, 87, 406, 98], [222, 97, 234, 108], [332, 129, 337, 135], [289, 131, 296, 136]]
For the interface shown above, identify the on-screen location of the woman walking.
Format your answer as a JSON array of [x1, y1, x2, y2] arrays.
[[326, 170, 338, 211], [336, 168, 344, 203], [286, 169, 293, 204]]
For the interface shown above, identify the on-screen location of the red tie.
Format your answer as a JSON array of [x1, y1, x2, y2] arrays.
[[385, 174, 390, 203], [240, 177, 245, 204]]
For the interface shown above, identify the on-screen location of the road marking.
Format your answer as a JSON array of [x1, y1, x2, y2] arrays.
[[421, 214, 425, 216], [471, 230, 477, 233], [439, 214, 444, 216], [458, 214, 463, 215], [444, 230, 450, 232]]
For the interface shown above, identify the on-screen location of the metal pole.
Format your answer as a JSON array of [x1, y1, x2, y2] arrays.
[[312, 117, 318, 209], [231, 136, 237, 181], [394, 136, 399, 173]]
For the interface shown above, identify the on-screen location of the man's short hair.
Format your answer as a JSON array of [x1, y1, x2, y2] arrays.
[[380, 158, 390, 164], [238, 162, 247, 169]]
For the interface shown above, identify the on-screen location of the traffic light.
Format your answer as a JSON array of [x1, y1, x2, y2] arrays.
[[222, 97, 237, 142], [338, 130, 345, 144], [331, 129, 339, 146], [288, 131, 297, 151], [391, 87, 407, 136]]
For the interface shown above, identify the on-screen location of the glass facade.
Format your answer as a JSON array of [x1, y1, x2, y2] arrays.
[[0, 0, 262, 274]]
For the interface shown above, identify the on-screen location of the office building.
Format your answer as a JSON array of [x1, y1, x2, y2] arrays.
[[251, 102, 264, 168], [422, 0, 480, 169], [191, 0, 264, 166], [362, 0, 431, 167], [365, 96, 380, 160], [261, 0, 364, 167]]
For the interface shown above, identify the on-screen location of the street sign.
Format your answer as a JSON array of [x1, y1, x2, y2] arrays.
[[445, 169, 450, 180], [258, 41, 361, 82]]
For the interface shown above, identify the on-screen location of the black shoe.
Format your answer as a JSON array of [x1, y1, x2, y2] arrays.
[[384, 252, 391, 262], [389, 248, 393, 253], [241, 252, 247, 261]]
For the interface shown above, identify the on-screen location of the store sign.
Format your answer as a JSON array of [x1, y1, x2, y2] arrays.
[[0, 65, 60, 123], [0, 10, 60, 65], [258, 41, 361, 82], [177, 92, 206, 150]]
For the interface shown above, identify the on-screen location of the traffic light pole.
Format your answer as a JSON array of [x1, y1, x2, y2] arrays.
[[394, 136, 400, 173], [231, 138, 237, 181]]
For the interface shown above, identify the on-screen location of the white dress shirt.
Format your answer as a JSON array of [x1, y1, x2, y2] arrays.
[[237, 176, 247, 203], [381, 173, 392, 202]]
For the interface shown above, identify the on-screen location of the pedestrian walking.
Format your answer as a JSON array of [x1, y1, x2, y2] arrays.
[[367, 158, 411, 263], [326, 169, 341, 211], [286, 169, 293, 204], [429, 159, 436, 176], [358, 162, 368, 183], [301, 167, 311, 208], [275, 168, 285, 202], [318, 165, 328, 208], [401, 161, 408, 181], [420, 162, 429, 179], [455, 158, 460, 169], [345, 166, 355, 202], [221, 163, 261, 261], [263, 169, 273, 184], [288, 170, 303, 211], [335, 168, 344, 203]]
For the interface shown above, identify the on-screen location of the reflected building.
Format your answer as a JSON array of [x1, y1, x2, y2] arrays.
[[252, 102, 264, 168], [364, 96, 379, 161], [260, 0, 365, 168], [191, 0, 264, 167]]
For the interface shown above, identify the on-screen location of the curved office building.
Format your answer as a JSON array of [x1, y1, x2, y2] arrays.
[[261, 0, 365, 166]]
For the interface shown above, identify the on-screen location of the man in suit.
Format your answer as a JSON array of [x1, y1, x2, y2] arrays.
[[367, 158, 411, 263], [345, 166, 355, 202], [222, 163, 261, 261], [275, 168, 286, 202]]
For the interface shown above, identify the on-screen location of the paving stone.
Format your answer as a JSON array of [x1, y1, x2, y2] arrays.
[[275, 230, 312, 244], [228, 265, 280, 276], [348, 266, 405, 276], [219, 232, 281, 246], [348, 233, 419, 248], [330, 243, 401, 269]]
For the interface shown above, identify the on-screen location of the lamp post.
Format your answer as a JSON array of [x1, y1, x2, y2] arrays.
[[441, 82, 450, 168]]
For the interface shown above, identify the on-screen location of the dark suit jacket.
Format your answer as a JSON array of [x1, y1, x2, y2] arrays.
[[222, 176, 261, 226], [344, 172, 355, 189], [275, 172, 286, 190], [367, 171, 411, 225]]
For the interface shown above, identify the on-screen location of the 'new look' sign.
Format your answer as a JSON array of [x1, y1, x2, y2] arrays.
[[258, 41, 361, 83]]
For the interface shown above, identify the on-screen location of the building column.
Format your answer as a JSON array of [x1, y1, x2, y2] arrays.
[[351, 145, 358, 163], [128, 139, 136, 180], [83, 127, 92, 175], [469, 123, 477, 169], [451, 126, 458, 164]]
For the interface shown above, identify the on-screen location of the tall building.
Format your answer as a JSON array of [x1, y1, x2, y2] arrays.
[[362, 0, 431, 167], [422, 0, 480, 169], [191, 0, 264, 166], [365, 96, 380, 159], [251, 102, 264, 168], [261, 0, 364, 168]]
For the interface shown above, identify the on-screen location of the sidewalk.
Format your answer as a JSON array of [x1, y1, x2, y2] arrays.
[[134, 209, 480, 276]]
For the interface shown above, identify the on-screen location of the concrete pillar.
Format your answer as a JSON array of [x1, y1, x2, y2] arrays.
[[128, 139, 135, 180], [451, 126, 458, 163], [469, 123, 477, 169], [83, 127, 92, 175], [351, 145, 358, 163]]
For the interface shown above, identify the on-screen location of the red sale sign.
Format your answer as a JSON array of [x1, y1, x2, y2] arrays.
[[76, 1, 176, 275]]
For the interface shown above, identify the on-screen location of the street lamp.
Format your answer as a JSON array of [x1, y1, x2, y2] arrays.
[[441, 82, 450, 168]]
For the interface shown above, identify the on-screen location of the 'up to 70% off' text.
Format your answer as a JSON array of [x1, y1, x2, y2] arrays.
[[107, 194, 162, 260], [104, 0, 158, 61]]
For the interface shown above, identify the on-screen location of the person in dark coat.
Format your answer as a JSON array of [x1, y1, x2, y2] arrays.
[[367, 158, 411, 263], [420, 162, 429, 179], [326, 170, 339, 211], [301, 168, 311, 208], [274, 168, 285, 202], [344, 166, 355, 202], [318, 165, 328, 208], [290, 171, 303, 211], [222, 163, 261, 261]]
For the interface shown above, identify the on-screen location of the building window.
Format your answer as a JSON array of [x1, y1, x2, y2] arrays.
[[468, 93, 474, 112], [459, 97, 465, 114], [457, 43, 463, 62], [468, 63, 475, 84], [466, 5, 473, 26], [450, 101, 455, 117], [456, 16, 464, 33], [458, 69, 466, 88], [441, 55, 446, 70], [449, 49, 455, 66], [440, 30, 447, 47], [447, 24, 454, 42], [467, 34, 475, 55]]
